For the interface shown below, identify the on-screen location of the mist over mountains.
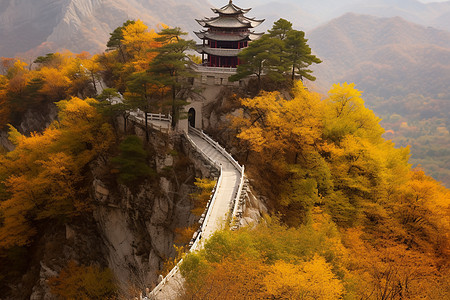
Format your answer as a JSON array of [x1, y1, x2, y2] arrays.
[[307, 13, 450, 186], [1, 0, 450, 58], [308, 13, 450, 98], [1, 0, 449, 184], [0, 0, 211, 58], [211, 0, 450, 31]]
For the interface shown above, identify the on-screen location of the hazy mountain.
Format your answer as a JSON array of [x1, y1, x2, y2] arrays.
[[2, 0, 450, 58], [210, 0, 450, 31], [308, 13, 450, 98], [0, 0, 211, 58], [308, 13, 450, 186]]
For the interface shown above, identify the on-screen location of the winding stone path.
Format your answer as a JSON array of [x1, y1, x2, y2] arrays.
[[188, 133, 240, 242], [147, 126, 242, 300]]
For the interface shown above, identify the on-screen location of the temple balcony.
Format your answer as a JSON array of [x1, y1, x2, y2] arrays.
[[196, 46, 241, 57]]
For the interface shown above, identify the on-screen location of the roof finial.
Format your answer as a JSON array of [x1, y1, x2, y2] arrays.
[[229, 0, 232, 4]]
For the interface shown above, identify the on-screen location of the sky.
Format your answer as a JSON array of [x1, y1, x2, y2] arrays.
[[209, 0, 449, 4]]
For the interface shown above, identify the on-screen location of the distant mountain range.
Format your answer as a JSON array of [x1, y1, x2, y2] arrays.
[[0, 0, 211, 58], [210, 0, 450, 32], [307, 13, 450, 187], [308, 13, 450, 98], [1, 0, 450, 58]]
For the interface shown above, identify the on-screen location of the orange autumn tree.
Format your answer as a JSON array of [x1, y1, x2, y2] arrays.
[[0, 75, 10, 126], [233, 81, 325, 224], [0, 97, 113, 248], [0, 52, 105, 128], [48, 261, 117, 299], [121, 20, 162, 72], [223, 80, 450, 299], [181, 214, 348, 299]]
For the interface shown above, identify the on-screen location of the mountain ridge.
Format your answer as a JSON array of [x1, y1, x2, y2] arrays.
[[0, 0, 211, 58], [308, 13, 450, 186], [309, 12, 450, 94], [2, 0, 450, 58]]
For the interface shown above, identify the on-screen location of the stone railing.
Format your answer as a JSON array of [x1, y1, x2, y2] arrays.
[[187, 126, 246, 228], [146, 113, 172, 123], [149, 164, 223, 298], [126, 116, 246, 299], [191, 64, 237, 74], [127, 111, 172, 134]]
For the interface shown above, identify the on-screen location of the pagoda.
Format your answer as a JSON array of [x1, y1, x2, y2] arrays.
[[195, 0, 264, 68]]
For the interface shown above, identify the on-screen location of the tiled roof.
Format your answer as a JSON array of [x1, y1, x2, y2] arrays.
[[211, 1, 251, 15], [196, 15, 264, 29], [194, 31, 263, 41]]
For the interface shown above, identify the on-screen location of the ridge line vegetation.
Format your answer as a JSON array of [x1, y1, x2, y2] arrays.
[[0, 18, 448, 299]]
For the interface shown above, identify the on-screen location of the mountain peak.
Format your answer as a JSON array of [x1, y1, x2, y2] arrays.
[[0, 0, 211, 58]]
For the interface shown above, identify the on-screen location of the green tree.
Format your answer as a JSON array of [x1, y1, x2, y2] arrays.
[[230, 35, 284, 90], [230, 18, 320, 89], [285, 29, 322, 81], [33, 53, 58, 67], [268, 18, 293, 41], [149, 27, 196, 128], [111, 135, 154, 184], [106, 20, 136, 63]]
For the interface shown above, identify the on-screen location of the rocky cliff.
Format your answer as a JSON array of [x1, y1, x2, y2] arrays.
[[0, 102, 58, 151], [3, 115, 219, 299]]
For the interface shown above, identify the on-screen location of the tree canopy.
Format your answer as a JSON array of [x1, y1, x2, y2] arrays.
[[149, 27, 196, 127], [0, 97, 113, 248], [230, 18, 321, 89]]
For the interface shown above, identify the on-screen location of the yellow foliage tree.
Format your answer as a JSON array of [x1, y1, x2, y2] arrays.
[[39, 67, 71, 100], [323, 82, 384, 143], [48, 261, 117, 299], [0, 97, 113, 248], [236, 81, 323, 160], [190, 178, 216, 216], [121, 20, 161, 71], [264, 257, 344, 299]]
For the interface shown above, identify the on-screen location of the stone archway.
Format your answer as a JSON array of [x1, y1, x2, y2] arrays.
[[188, 108, 196, 128]]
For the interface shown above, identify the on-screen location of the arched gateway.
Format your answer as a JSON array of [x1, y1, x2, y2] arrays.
[[188, 108, 196, 128]]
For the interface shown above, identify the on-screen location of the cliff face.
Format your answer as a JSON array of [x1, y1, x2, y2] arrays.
[[0, 102, 58, 151], [3, 116, 217, 299], [0, 0, 210, 58]]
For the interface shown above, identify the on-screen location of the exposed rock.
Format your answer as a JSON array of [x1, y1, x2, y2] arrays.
[[29, 263, 58, 300], [17, 103, 58, 134], [0, 130, 14, 151], [0, 102, 58, 150], [65, 224, 76, 240], [85, 125, 201, 294], [155, 154, 174, 172], [241, 188, 268, 227], [151, 196, 171, 225], [93, 178, 110, 203]]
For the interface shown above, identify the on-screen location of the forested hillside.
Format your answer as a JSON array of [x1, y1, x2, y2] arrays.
[[0, 21, 199, 298], [309, 13, 450, 186], [181, 81, 450, 299], [0, 17, 449, 300]]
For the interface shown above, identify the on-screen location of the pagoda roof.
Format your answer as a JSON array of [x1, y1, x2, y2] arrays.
[[196, 46, 241, 57], [196, 15, 264, 29], [211, 1, 251, 15], [194, 30, 263, 41]]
